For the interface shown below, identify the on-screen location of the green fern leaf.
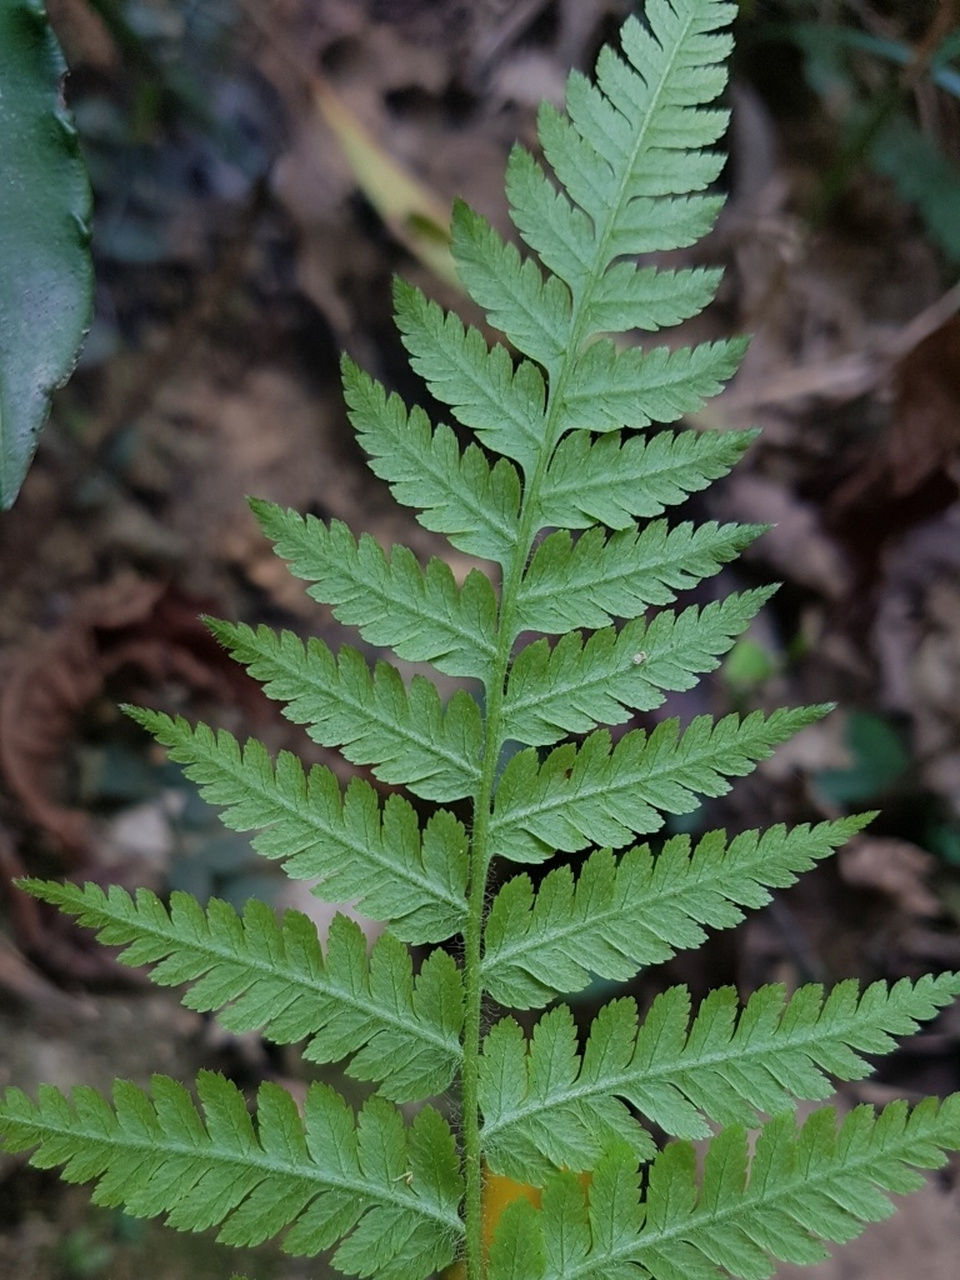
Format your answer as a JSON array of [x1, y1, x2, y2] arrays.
[[514, 521, 764, 634], [393, 279, 548, 475], [491, 707, 829, 863], [535, 427, 758, 531], [19, 881, 463, 1103], [555, 337, 748, 435], [482, 816, 871, 1007], [490, 1095, 960, 1280], [505, 0, 734, 288], [0, 1072, 463, 1278], [125, 709, 467, 943], [502, 588, 775, 747], [480, 974, 960, 1180], [208, 621, 483, 802], [250, 498, 498, 683], [582, 262, 723, 333], [449, 198, 571, 367], [342, 354, 522, 565], [4, 3, 957, 1277]]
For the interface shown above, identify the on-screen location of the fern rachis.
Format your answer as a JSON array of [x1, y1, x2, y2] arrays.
[[2, 2, 959, 1278]]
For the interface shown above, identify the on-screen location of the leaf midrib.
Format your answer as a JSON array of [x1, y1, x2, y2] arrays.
[[86, 900, 461, 1060], [15, 1113, 464, 1233], [253, 636, 482, 793], [481, 1006, 880, 1144], [186, 731, 467, 919]]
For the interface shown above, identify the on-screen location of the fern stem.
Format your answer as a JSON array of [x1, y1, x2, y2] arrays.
[[462, 452, 552, 1276], [461, 573, 526, 1277], [464, 9, 721, 1272]]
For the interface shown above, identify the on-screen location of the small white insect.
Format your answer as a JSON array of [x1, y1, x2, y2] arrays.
[[632, 651, 648, 666]]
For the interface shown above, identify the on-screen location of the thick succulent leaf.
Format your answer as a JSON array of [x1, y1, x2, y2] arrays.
[[482, 816, 872, 1008], [251, 498, 498, 684], [502, 588, 775, 747], [515, 520, 764, 635], [488, 1097, 960, 1280], [21, 881, 463, 1103], [480, 975, 960, 1180], [491, 706, 829, 864], [0, 1073, 464, 1279], [208, 620, 483, 802], [126, 709, 468, 944], [342, 355, 522, 565], [0, 0, 93, 508], [536, 427, 757, 531]]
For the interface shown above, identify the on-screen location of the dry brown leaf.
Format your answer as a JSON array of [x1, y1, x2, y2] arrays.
[[839, 836, 942, 918], [0, 576, 264, 864], [826, 317, 960, 573]]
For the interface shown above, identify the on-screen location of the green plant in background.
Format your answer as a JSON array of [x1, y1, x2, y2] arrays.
[[2, 3, 960, 1278], [0, 0, 93, 509], [749, 3, 960, 261]]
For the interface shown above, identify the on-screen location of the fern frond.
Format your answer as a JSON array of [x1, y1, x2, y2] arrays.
[[479, 974, 960, 1180], [514, 520, 764, 634], [125, 709, 467, 944], [250, 499, 498, 683], [489, 1097, 960, 1280], [491, 707, 828, 863], [482, 815, 872, 1007], [536, 427, 758, 531], [20, 881, 463, 1103], [449, 199, 572, 368], [584, 262, 723, 334], [208, 621, 483, 803], [8, 4, 955, 1277], [505, 1, 735, 291], [555, 337, 748, 435], [502, 588, 775, 747], [393, 279, 547, 475], [0, 1073, 464, 1279], [342, 355, 522, 565]]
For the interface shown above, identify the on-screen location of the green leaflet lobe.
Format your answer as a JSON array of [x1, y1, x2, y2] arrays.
[[0, 1073, 463, 1280], [491, 707, 829, 863], [502, 588, 775, 747], [482, 815, 873, 1007], [125, 709, 468, 944], [480, 974, 960, 1181], [21, 881, 463, 1103], [343, 354, 523, 566], [251, 499, 498, 685], [209, 620, 483, 803]]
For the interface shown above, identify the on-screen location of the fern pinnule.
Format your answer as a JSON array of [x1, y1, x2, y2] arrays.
[[0, 1071, 464, 1276], [480, 815, 875, 1009], [125, 706, 469, 944], [479, 973, 960, 1182], [2, 2, 959, 1279], [25, 880, 463, 1102], [488, 1098, 960, 1280]]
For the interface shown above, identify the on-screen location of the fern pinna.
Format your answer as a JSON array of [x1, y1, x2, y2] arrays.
[[2, 2, 959, 1278]]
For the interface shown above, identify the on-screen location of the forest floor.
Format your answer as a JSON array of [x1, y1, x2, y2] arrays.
[[2, 1, 960, 1277]]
